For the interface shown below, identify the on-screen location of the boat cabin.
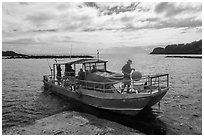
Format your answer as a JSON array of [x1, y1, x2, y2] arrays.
[[52, 58, 108, 81]]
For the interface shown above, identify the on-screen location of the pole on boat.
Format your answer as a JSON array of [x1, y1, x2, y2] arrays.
[[70, 44, 72, 60], [97, 50, 99, 61], [53, 64, 55, 83], [46, 59, 52, 71], [46, 59, 53, 76]]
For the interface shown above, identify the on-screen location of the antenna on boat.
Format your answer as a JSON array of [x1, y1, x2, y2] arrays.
[[97, 49, 99, 61], [70, 44, 72, 60]]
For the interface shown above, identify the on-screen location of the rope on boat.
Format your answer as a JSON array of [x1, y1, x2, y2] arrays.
[[158, 101, 161, 110], [46, 59, 52, 72]]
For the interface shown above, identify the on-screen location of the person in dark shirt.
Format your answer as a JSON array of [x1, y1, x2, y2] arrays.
[[78, 68, 85, 80], [91, 65, 97, 73], [65, 64, 75, 77], [121, 59, 132, 93], [56, 64, 62, 85]]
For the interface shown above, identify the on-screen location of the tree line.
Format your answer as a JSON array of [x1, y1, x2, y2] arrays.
[[150, 39, 202, 54]]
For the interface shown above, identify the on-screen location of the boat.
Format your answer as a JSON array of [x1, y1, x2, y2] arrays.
[[43, 58, 169, 115]]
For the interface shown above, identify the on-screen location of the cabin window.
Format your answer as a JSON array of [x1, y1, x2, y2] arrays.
[[84, 63, 105, 72], [64, 64, 75, 77], [96, 63, 105, 71]]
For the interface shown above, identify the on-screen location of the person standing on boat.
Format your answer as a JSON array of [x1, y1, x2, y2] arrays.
[[121, 59, 133, 93], [56, 64, 62, 85]]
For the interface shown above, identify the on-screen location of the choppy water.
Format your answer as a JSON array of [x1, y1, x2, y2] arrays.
[[2, 53, 202, 134]]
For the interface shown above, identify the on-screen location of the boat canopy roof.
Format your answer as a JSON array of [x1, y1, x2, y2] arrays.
[[54, 58, 108, 65]]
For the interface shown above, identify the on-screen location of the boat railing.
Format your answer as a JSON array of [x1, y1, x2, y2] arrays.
[[44, 73, 169, 94], [142, 73, 169, 93], [44, 74, 118, 93], [77, 73, 169, 93], [78, 79, 118, 93], [147, 73, 169, 88], [114, 73, 169, 93]]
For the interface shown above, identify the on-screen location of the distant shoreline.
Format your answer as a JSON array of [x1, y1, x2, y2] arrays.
[[2, 51, 94, 59], [166, 55, 202, 59], [150, 40, 202, 54], [2, 55, 94, 59]]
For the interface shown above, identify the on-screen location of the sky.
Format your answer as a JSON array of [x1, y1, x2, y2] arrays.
[[2, 2, 202, 55]]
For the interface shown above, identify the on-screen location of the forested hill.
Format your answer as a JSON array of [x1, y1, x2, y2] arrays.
[[2, 51, 93, 59], [150, 40, 202, 54], [3, 51, 27, 56]]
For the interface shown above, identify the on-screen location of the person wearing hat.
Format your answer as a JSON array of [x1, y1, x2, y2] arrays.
[[121, 59, 133, 93]]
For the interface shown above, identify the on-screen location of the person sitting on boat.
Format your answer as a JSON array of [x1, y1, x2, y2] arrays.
[[91, 65, 97, 73], [121, 59, 133, 93], [78, 68, 85, 81], [56, 64, 62, 85]]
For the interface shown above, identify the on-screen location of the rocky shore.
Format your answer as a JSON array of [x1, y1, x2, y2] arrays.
[[3, 111, 143, 135]]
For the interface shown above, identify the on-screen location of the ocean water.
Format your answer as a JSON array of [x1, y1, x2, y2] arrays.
[[2, 53, 202, 134]]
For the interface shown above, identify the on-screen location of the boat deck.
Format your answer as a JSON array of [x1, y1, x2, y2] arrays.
[[44, 73, 169, 95]]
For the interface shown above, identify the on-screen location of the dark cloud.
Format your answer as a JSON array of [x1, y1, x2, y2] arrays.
[[82, 28, 102, 32], [83, 2, 99, 9], [19, 2, 30, 5], [140, 17, 159, 22], [155, 2, 168, 13], [82, 2, 141, 16], [155, 2, 185, 17], [156, 17, 202, 29], [33, 29, 57, 32], [155, 2, 202, 17], [26, 12, 54, 25], [101, 2, 140, 15]]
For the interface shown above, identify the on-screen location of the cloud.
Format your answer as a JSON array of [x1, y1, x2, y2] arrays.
[[26, 12, 55, 25], [2, 2, 202, 54], [158, 17, 202, 29], [83, 2, 99, 9], [3, 2, 202, 34], [97, 2, 140, 15], [155, 2, 169, 14], [3, 38, 36, 44], [155, 2, 202, 17]]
